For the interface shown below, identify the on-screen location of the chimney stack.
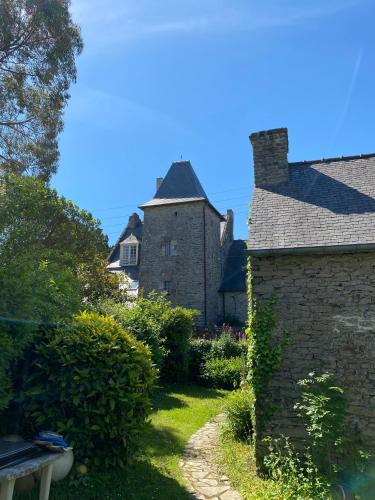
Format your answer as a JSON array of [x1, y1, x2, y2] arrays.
[[156, 177, 164, 192], [250, 128, 289, 187], [128, 212, 140, 229]]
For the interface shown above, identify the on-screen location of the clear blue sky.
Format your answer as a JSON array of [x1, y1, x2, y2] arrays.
[[53, 0, 375, 244]]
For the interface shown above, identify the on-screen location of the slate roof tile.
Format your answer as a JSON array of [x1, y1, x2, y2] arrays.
[[248, 154, 375, 254]]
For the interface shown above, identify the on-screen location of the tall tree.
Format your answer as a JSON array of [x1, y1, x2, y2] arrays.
[[0, 175, 126, 321], [0, 0, 82, 181]]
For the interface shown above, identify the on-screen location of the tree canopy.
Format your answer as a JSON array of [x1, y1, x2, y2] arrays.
[[0, 175, 124, 322], [0, 0, 82, 181]]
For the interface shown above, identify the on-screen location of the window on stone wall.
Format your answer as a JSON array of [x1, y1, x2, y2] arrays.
[[163, 240, 172, 256], [163, 280, 172, 294]]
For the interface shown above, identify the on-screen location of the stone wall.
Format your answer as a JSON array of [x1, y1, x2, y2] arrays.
[[222, 292, 248, 325], [204, 205, 222, 326], [251, 252, 375, 446], [139, 201, 222, 327]]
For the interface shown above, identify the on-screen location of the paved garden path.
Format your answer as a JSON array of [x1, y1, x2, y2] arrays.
[[179, 413, 241, 500]]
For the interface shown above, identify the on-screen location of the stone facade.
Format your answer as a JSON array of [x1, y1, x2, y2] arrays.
[[109, 160, 248, 328], [251, 251, 375, 446], [140, 201, 222, 326], [222, 291, 248, 325]]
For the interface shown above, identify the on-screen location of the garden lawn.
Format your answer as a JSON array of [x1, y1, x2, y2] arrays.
[[219, 434, 279, 500], [20, 385, 229, 500]]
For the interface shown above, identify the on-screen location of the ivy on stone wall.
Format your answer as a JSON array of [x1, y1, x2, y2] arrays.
[[246, 257, 289, 435]]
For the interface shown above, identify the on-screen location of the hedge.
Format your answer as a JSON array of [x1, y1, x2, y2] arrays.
[[24, 312, 156, 468]]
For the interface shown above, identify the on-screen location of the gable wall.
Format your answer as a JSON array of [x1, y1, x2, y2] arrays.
[[251, 252, 375, 449]]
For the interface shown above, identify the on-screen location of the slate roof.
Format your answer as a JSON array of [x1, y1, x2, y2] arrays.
[[248, 154, 375, 255], [108, 214, 143, 267], [139, 160, 224, 220], [219, 240, 247, 292]]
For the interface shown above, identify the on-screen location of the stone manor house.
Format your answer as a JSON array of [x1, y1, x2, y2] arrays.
[[248, 127, 375, 455], [107, 160, 247, 327]]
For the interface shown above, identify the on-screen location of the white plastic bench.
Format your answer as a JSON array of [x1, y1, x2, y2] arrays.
[[0, 452, 59, 500]]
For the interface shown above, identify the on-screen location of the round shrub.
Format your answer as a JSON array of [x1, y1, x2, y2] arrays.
[[224, 389, 254, 442], [24, 312, 156, 468], [202, 356, 244, 389]]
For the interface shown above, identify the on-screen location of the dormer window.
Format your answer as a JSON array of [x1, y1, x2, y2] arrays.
[[120, 235, 140, 266]]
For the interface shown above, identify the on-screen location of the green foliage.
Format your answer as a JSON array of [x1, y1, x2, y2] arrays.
[[263, 437, 331, 499], [24, 312, 156, 468], [247, 295, 289, 432], [202, 356, 244, 389], [294, 372, 346, 475], [0, 175, 107, 262], [99, 294, 197, 378], [224, 387, 254, 442], [295, 371, 371, 477], [211, 332, 247, 359], [189, 338, 214, 382], [0, 0, 83, 180], [98, 295, 169, 371], [0, 322, 34, 413], [160, 306, 197, 383], [189, 334, 247, 385]]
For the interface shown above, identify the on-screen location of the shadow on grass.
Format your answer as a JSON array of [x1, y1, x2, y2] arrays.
[[18, 460, 191, 500], [144, 425, 185, 458], [155, 384, 227, 405]]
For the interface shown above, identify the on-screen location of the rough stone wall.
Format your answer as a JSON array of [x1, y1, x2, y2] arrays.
[[139, 201, 222, 327], [251, 252, 375, 446], [204, 205, 222, 325], [223, 292, 248, 325], [250, 128, 289, 187]]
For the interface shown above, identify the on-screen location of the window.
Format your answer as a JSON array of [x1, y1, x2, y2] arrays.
[[163, 281, 172, 294], [121, 243, 138, 265], [163, 240, 172, 257]]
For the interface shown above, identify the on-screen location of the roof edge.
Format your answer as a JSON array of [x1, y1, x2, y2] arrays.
[[289, 152, 375, 167], [139, 198, 225, 221], [247, 242, 375, 257]]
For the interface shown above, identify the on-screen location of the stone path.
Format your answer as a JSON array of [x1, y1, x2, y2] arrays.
[[179, 414, 241, 500]]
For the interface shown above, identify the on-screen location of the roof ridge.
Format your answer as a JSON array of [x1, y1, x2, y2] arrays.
[[289, 152, 375, 167]]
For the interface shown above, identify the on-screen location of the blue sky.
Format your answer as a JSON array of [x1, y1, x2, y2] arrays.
[[54, 0, 374, 243]]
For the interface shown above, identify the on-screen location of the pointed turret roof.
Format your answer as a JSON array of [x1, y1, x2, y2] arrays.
[[139, 160, 224, 219]]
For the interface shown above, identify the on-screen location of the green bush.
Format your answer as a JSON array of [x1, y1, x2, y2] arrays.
[[202, 356, 244, 389], [161, 307, 197, 383], [24, 312, 156, 468], [188, 338, 213, 382], [263, 437, 331, 499], [0, 322, 35, 417], [189, 334, 247, 385], [210, 333, 247, 360], [224, 388, 254, 442], [98, 295, 168, 370]]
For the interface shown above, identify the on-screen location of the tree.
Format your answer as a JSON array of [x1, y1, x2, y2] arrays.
[[0, 0, 82, 181], [0, 174, 115, 321]]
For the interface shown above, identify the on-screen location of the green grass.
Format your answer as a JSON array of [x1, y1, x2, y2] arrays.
[[20, 385, 228, 500], [219, 434, 278, 500]]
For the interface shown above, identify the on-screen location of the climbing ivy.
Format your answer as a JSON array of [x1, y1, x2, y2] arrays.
[[246, 257, 289, 435]]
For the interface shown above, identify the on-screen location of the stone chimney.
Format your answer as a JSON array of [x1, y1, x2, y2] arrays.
[[128, 212, 140, 229], [250, 128, 289, 187], [156, 177, 164, 191], [225, 209, 234, 242]]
